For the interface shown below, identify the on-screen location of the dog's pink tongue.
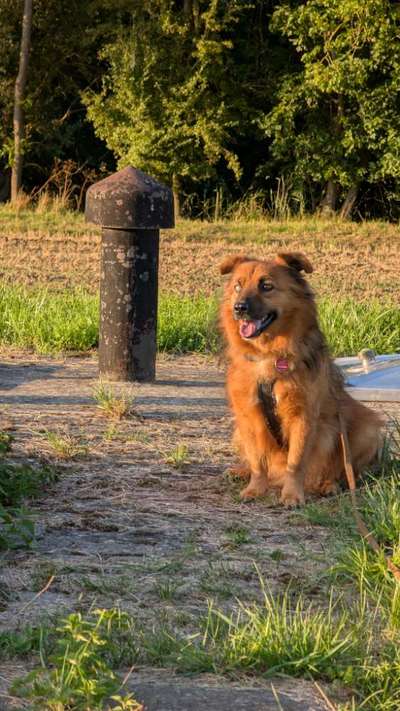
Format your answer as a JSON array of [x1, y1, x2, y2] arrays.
[[240, 320, 258, 338]]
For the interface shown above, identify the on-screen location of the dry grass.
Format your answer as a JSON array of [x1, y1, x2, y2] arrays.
[[0, 206, 399, 302], [93, 382, 135, 420], [41, 431, 89, 460]]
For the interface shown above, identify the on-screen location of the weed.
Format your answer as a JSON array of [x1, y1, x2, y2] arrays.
[[93, 382, 135, 420], [300, 497, 348, 529], [0, 431, 12, 456], [13, 609, 142, 710], [154, 579, 180, 601], [0, 626, 45, 660], [126, 430, 151, 445], [224, 524, 251, 546], [43, 431, 88, 459], [103, 423, 120, 441], [0, 460, 57, 550], [164, 443, 191, 470], [0, 505, 35, 550], [0, 460, 57, 507]]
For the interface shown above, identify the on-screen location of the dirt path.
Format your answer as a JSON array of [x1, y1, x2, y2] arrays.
[[0, 352, 384, 710]]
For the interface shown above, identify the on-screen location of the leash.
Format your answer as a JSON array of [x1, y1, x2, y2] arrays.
[[252, 353, 400, 580], [258, 380, 284, 447], [338, 412, 400, 581]]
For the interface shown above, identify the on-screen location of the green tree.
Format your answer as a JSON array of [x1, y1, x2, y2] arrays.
[[84, 1, 259, 215], [263, 0, 400, 216], [0, 0, 123, 196]]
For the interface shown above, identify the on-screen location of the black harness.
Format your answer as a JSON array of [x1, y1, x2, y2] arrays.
[[257, 380, 285, 448]]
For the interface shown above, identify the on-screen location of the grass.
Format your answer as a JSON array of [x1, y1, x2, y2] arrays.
[[93, 382, 135, 420], [9, 593, 360, 685], [164, 443, 191, 470], [7, 564, 400, 709], [1, 205, 400, 303], [293, 442, 400, 709], [42, 431, 88, 460], [154, 579, 180, 601], [328, 473, 400, 601], [201, 588, 359, 679], [0, 284, 99, 352], [0, 201, 93, 236], [224, 524, 251, 547], [79, 574, 137, 598], [158, 293, 219, 353], [318, 299, 400, 356], [0, 283, 398, 356], [0, 627, 46, 661], [0, 201, 398, 240], [0, 431, 13, 456]]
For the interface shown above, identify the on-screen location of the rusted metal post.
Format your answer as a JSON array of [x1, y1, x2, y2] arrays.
[[85, 166, 174, 382]]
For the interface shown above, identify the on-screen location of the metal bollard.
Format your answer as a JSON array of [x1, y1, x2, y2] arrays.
[[85, 166, 174, 382]]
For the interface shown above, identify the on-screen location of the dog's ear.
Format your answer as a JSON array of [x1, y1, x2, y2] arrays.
[[276, 252, 313, 274], [220, 254, 250, 275]]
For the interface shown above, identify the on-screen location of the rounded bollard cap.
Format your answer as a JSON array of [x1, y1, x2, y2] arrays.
[[85, 166, 174, 230]]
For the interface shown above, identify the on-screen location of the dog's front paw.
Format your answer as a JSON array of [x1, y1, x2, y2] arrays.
[[280, 481, 305, 507], [240, 479, 268, 500], [228, 464, 251, 479]]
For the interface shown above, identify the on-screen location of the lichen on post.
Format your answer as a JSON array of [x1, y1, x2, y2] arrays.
[[85, 166, 174, 382]]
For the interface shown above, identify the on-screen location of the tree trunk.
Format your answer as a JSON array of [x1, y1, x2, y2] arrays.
[[172, 174, 181, 220], [11, 0, 33, 203], [340, 185, 358, 220], [192, 0, 200, 33], [214, 187, 222, 221], [320, 180, 338, 215]]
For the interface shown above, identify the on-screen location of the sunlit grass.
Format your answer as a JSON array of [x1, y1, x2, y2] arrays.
[[92, 382, 135, 420], [0, 284, 398, 355], [0, 202, 399, 243]]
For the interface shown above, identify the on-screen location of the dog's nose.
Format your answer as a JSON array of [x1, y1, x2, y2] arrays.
[[234, 300, 248, 315]]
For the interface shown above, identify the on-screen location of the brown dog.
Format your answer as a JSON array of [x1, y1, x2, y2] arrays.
[[220, 252, 382, 506]]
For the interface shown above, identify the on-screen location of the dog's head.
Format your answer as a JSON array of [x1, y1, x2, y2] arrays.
[[220, 252, 314, 344]]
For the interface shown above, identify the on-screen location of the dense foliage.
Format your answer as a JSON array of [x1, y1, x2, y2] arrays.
[[1, 0, 400, 218]]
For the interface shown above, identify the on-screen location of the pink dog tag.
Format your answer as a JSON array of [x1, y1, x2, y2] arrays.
[[275, 358, 289, 373]]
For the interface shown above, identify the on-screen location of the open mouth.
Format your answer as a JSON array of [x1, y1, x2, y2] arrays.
[[239, 312, 277, 339]]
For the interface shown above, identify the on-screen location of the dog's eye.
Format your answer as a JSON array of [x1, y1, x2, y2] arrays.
[[259, 280, 274, 292], [234, 283, 241, 293]]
